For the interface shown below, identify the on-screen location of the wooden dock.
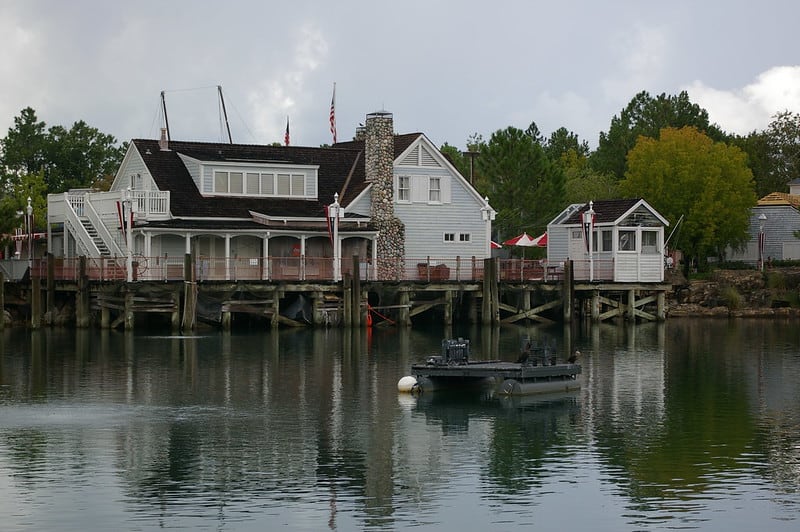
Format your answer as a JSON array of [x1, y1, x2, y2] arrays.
[[1, 256, 671, 331]]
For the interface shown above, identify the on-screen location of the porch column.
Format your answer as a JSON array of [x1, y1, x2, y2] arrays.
[[184, 233, 191, 254], [225, 235, 231, 280], [371, 237, 378, 280], [145, 233, 152, 258]]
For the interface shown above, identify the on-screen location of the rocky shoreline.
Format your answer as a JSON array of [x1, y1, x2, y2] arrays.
[[666, 268, 800, 318]]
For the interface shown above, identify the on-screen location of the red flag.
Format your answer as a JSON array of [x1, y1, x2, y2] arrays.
[[329, 83, 337, 144], [284, 116, 290, 146]]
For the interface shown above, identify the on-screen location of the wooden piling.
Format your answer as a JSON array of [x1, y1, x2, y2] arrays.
[[76, 257, 90, 328], [47, 253, 55, 324], [444, 289, 453, 325], [124, 290, 134, 330], [482, 258, 492, 325], [0, 272, 4, 330], [398, 289, 411, 326], [562, 260, 573, 322], [181, 253, 196, 331], [352, 255, 361, 328], [31, 275, 41, 330]]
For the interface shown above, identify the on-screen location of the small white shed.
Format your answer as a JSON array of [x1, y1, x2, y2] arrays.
[[547, 198, 669, 282]]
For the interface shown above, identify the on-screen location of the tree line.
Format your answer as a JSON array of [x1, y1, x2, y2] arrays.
[[2, 93, 800, 272], [441, 91, 800, 273]]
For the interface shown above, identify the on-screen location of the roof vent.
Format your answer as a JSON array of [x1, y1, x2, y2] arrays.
[[158, 128, 169, 151]]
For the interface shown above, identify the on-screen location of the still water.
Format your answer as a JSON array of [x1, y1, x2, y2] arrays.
[[0, 319, 798, 531]]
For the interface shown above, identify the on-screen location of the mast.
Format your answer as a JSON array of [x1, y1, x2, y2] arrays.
[[160, 90, 171, 141], [218, 85, 232, 144]]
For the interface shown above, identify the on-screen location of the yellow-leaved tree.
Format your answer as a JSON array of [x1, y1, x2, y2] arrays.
[[620, 126, 756, 272]]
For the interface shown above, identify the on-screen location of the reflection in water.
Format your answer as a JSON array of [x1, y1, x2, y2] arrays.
[[0, 321, 798, 530]]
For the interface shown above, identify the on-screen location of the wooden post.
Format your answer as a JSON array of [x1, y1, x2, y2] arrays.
[[468, 292, 478, 324], [627, 289, 636, 322], [398, 289, 410, 327], [591, 289, 600, 321], [181, 253, 196, 331], [171, 288, 180, 332], [352, 255, 361, 328], [31, 275, 41, 330], [657, 290, 666, 321], [482, 258, 492, 325], [76, 257, 90, 328], [46, 253, 55, 325], [444, 289, 453, 325], [271, 288, 281, 328], [0, 272, 4, 330], [342, 274, 352, 326], [562, 260, 573, 322], [101, 300, 110, 329], [312, 290, 323, 326], [124, 289, 134, 330]]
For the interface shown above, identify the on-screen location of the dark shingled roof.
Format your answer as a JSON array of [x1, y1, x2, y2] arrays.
[[562, 198, 643, 225], [131, 135, 420, 220]]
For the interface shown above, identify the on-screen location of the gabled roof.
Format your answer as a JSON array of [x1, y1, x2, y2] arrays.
[[557, 198, 669, 226], [132, 138, 368, 219], [758, 192, 800, 208]]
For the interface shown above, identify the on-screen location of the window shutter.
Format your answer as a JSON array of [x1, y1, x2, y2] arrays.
[[441, 175, 451, 203], [411, 175, 427, 202]]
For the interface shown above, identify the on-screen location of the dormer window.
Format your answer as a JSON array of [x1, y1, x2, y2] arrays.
[[210, 167, 314, 198]]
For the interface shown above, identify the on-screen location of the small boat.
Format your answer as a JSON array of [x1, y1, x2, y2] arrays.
[[398, 338, 581, 396]]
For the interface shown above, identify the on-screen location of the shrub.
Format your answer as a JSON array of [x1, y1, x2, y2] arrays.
[[720, 285, 742, 310]]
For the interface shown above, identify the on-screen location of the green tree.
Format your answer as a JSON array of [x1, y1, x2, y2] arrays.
[[729, 130, 774, 197], [473, 125, 565, 242], [591, 91, 727, 180], [439, 142, 469, 179], [763, 111, 800, 192], [545, 127, 590, 161], [0, 170, 48, 245], [561, 149, 618, 204], [1, 107, 125, 194], [621, 127, 756, 272], [45, 120, 125, 191], [0, 107, 47, 186]]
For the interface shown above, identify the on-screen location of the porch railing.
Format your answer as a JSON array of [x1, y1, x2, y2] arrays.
[[20, 256, 580, 283]]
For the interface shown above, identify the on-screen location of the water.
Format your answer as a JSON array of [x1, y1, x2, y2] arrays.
[[0, 320, 798, 531]]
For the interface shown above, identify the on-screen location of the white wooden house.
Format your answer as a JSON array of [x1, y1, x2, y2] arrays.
[[45, 111, 495, 282], [726, 192, 800, 264], [547, 198, 669, 282]]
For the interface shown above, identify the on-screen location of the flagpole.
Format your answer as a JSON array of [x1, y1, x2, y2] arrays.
[[329, 82, 337, 144]]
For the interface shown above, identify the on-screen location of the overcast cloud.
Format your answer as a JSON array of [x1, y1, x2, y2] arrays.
[[1, 0, 798, 150]]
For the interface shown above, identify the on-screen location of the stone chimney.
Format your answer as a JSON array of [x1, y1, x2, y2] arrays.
[[365, 111, 404, 278], [158, 127, 169, 151]]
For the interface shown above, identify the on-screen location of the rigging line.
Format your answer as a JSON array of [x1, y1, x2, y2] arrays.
[[226, 99, 258, 144], [160, 85, 221, 94]]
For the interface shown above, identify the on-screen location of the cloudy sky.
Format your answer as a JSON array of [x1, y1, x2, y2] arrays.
[[1, 0, 798, 150]]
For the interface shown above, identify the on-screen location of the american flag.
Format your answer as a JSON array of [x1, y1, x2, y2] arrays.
[[284, 116, 290, 146], [329, 83, 337, 144]]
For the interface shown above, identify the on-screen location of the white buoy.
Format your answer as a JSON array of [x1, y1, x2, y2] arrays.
[[397, 375, 418, 393]]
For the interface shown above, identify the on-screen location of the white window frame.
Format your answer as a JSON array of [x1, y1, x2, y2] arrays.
[[212, 169, 307, 198], [459, 233, 471, 242], [443, 232, 455, 243], [618, 229, 636, 252], [641, 230, 659, 254], [398, 175, 410, 202], [429, 176, 441, 203]]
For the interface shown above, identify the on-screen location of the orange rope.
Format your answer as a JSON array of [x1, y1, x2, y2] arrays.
[[367, 304, 396, 325]]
